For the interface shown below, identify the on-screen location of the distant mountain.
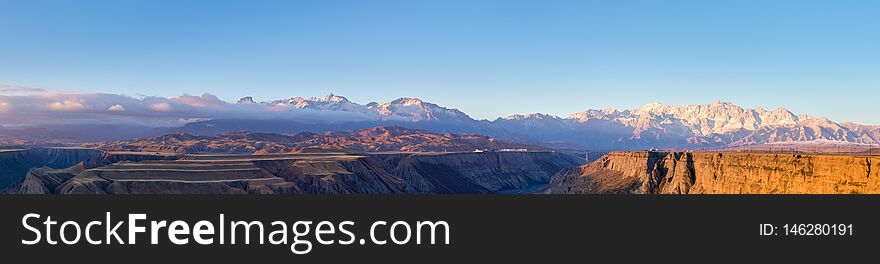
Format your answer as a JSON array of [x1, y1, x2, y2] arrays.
[[175, 96, 880, 150], [235, 96, 256, 104], [367, 97, 473, 122], [507, 100, 880, 149], [86, 126, 535, 154], [268, 94, 372, 114], [254, 94, 474, 123], [4, 92, 878, 150]]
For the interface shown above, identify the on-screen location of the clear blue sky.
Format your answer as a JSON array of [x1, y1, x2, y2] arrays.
[[1, 0, 878, 123]]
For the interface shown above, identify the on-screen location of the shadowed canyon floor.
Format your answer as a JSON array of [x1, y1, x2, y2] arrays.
[[548, 151, 880, 194]]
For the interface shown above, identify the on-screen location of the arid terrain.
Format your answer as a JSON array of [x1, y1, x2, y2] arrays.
[[4, 124, 880, 195], [83, 126, 536, 154], [1, 126, 591, 194]]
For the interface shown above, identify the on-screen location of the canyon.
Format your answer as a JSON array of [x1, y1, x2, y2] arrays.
[[6, 140, 880, 195], [548, 151, 880, 194], [1, 127, 581, 194], [5, 124, 880, 195], [3, 151, 582, 194]]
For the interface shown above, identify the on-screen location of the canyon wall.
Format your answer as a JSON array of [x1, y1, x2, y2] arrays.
[[549, 151, 880, 194], [32, 148, 104, 168], [0, 148, 179, 189], [0, 150, 44, 188], [373, 152, 583, 193]]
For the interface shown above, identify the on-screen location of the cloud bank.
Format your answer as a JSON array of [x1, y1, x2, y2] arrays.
[[0, 84, 48, 95], [0, 86, 377, 127]]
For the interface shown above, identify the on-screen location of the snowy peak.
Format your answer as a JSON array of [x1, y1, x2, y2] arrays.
[[310, 93, 351, 103], [273, 93, 350, 106], [568, 101, 807, 136], [369, 97, 472, 122], [494, 113, 570, 130], [502, 113, 560, 121], [270, 93, 370, 113], [567, 108, 627, 122], [215, 95, 880, 148], [759, 107, 799, 127], [559, 101, 880, 147], [390, 97, 425, 106], [257, 94, 472, 122], [236, 96, 256, 104]]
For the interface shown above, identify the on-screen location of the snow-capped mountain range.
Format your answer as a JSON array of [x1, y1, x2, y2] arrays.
[[261, 94, 472, 122], [219, 95, 879, 150], [556, 100, 880, 148]]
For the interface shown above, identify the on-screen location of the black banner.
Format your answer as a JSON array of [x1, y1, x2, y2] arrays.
[[1, 195, 875, 262]]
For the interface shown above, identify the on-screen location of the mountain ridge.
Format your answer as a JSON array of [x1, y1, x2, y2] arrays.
[[85, 126, 537, 154], [3, 92, 878, 150], [257, 94, 474, 122], [157, 95, 880, 149]]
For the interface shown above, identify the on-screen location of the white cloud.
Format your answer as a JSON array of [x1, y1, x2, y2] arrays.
[[148, 102, 174, 112], [172, 94, 224, 107], [0, 88, 377, 127], [47, 99, 87, 112], [108, 104, 126, 111], [0, 84, 47, 95]]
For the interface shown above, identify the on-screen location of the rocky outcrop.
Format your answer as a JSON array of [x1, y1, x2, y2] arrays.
[[548, 151, 880, 194]]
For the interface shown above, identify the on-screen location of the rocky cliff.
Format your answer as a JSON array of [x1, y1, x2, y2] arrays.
[[0, 148, 181, 189], [33, 148, 104, 168], [249, 156, 410, 194], [10, 162, 87, 194], [0, 150, 44, 187], [548, 151, 880, 194]]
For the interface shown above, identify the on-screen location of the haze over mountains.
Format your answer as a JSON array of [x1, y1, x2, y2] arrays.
[[2, 90, 879, 150], [218, 94, 880, 149]]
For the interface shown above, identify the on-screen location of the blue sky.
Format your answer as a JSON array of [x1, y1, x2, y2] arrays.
[[0, 0, 878, 123]]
